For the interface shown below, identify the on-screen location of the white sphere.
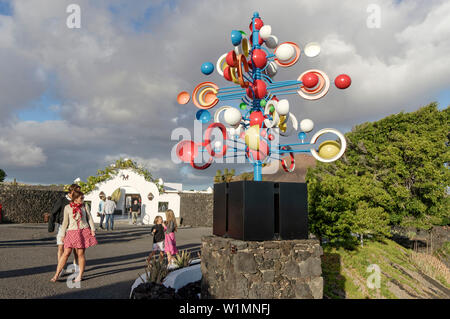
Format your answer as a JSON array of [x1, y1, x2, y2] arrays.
[[265, 35, 278, 49], [300, 119, 314, 133], [223, 108, 242, 126], [276, 43, 295, 61], [259, 25, 272, 40], [265, 61, 278, 77], [275, 99, 290, 116]]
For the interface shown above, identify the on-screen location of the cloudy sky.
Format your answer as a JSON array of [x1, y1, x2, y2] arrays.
[[0, 0, 449, 190]]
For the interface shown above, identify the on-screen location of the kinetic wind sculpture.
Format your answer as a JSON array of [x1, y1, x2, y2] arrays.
[[175, 12, 351, 181]]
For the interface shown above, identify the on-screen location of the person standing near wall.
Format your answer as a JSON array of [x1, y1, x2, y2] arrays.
[[48, 184, 81, 267], [104, 196, 116, 231], [129, 199, 141, 225], [98, 192, 106, 230]]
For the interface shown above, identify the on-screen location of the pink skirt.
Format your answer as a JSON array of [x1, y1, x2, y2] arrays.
[[164, 232, 178, 255], [64, 228, 98, 249]]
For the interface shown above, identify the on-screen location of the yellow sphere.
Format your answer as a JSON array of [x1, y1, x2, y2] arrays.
[[318, 140, 341, 159], [245, 125, 261, 151]]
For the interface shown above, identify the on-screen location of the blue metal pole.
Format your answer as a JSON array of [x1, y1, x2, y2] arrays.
[[254, 161, 262, 181]]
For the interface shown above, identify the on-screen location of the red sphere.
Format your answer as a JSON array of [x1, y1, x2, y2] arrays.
[[176, 140, 198, 162], [268, 134, 274, 141], [249, 18, 264, 31], [252, 49, 267, 68], [302, 72, 319, 88], [249, 33, 264, 46], [249, 111, 265, 127], [226, 50, 237, 67], [246, 80, 267, 99], [334, 74, 351, 89], [223, 66, 232, 81]]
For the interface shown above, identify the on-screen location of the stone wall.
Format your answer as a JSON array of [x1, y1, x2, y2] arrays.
[[0, 184, 65, 223], [201, 235, 323, 299], [179, 193, 213, 227]]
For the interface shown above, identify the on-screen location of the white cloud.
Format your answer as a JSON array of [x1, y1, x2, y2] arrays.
[[0, 137, 47, 167]]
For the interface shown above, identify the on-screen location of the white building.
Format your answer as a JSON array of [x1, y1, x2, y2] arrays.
[[83, 168, 180, 225]]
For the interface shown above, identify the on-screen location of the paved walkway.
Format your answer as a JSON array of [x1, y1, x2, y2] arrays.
[[0, 223, 211, 299]]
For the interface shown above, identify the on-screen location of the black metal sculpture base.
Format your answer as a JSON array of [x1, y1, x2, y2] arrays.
[[213, 181, 308, 241]]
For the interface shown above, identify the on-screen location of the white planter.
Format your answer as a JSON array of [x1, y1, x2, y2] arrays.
[[130, 259, 201, 298]]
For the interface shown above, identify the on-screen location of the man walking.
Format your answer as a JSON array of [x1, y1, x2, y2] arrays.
[[104, 196, 116, 231], [129, 199, 141, 225], [48, 184, 80, 266], [98, 192, 106, 230]]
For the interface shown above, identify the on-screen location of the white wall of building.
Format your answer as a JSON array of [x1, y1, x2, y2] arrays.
[[84, 168, 180, 225]]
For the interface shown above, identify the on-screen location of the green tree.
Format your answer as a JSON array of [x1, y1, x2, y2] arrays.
[[350, 201, 391, 247], [307, 103, 449, 247], [214, 168, 235, 183], [0, 169, 5, 182]]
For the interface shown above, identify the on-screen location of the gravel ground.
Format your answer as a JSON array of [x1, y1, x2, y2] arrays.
[[0, 223, 211, 299]]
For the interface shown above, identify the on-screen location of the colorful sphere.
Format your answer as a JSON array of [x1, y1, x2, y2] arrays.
[[226, 50, 237, 67], [259, 25, 271, 40], [260, 99, 267, 107], [300, 119, 314, 133], [302, 72, 319, 88], [318, 140, 341, 159], [223, 107, 242, 126], [252, 49, 267, 68], [247, 140, 269, 161], [201, 62, 214, 75], [239, 102, 247, 110], [249, 111, 265, 127], [231, 30, 242, 46], [334, 74, 351, 89], [276, 43, 295, 61], [223, 66, 232, 81], [245, 125, 261, 151], [246, 79, 267, 99], [196, 109, 211, 123], [176, 140, 198, 162], [265, 35, 278, 49], [275, 99, 289, 116], [298, 132, 307, 140], [249, 18, 264, 31]]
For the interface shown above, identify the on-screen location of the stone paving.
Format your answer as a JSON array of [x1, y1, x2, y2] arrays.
[[0, 223, 211, 299]]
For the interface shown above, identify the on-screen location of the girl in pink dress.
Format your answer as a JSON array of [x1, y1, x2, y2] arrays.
[[50, 190, 97, 283], [164, 209, 178, 265]]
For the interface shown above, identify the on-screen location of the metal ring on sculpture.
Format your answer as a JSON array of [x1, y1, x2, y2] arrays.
[[229, 67, 240, 84], [274, 42, 301, 67], [309, 128, 347, 163], [203, 122, 228, 158], [263, 100, 280, 128], [237, 54, 250, 88], [281, 152, 295, 172], [279, 112, 298, 137], [192, 82, 219, 109], [234, 36, 249, 57], [216, 53, 228, 76], [297, 69, 330, 100], [213, 106, 234, 124]]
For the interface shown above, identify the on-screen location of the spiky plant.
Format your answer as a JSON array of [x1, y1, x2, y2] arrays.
[[174, 250, 192, 268], [143, 256, 169, 283]]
